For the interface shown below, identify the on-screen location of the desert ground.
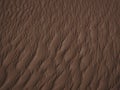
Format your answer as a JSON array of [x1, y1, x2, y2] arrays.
[[0, 0, 120, 90]]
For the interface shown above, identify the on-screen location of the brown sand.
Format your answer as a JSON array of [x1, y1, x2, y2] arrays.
[[0, 0, 120, 90]]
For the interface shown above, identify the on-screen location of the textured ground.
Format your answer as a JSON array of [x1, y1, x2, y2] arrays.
[[0, 0, 120, 90]]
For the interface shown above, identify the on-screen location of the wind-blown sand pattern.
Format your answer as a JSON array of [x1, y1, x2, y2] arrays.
[[0, 0, 120, 90]]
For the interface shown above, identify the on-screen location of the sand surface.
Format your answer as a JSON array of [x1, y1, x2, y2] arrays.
[[0, 0, 120, 90]]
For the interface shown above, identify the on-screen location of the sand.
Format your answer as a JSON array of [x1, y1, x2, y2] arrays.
[[0, 0, 120, 90]]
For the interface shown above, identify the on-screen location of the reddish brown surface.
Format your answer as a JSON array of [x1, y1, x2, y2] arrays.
[[0, 0, 120, 90]]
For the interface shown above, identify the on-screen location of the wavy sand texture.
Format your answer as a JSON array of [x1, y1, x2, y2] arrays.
[[0, 0, 120, 90]]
